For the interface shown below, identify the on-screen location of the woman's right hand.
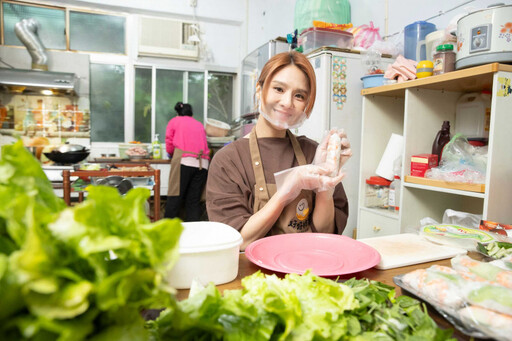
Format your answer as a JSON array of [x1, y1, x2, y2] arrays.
[[275, 164, 333, 205]]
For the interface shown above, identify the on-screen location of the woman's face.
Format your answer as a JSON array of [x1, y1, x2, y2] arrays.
[[259, 65, 309, 129]]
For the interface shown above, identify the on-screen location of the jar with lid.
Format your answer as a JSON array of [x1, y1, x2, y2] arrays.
[[433, 44, 455, 75], [365, 176, 391, 209]]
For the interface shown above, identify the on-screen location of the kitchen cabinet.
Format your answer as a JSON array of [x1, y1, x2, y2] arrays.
[[357, 63, 512, 238]]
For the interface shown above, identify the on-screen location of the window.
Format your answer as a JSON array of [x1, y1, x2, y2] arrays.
[[208, 73, 234, 123], [90, 64, 125, 142], [134, 67, 152, 143], [2, 2, 126, 54], [134, 68, 234, 143], [155, 69, 184, 143], [2, 1, 66, 49], [69, 11, 125, 54]]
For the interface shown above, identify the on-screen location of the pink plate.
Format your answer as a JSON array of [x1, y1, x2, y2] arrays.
[[245, 233, 381, 276]]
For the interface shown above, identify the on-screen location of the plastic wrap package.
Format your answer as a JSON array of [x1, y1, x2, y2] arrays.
[[425, 134, 488, 184], [420, 224, 496, 251], [348, 21, 381, 49], [369, 33, 403, 58], [395, 257, 512, 340]]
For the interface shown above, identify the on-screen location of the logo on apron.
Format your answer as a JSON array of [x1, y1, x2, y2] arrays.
[[296, 198, 309, 221]]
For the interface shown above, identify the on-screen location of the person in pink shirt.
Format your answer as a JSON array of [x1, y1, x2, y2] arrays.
[[165, 102, 210, 221]]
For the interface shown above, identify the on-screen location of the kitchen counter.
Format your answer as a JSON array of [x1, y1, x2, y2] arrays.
[[177, 252, 486, 341], [94, 157, 171, 164]]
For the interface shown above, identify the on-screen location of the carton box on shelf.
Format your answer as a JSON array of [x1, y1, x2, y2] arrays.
[[411, 154, 438, 177]]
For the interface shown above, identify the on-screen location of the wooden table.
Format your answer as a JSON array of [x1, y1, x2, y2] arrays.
[[62, 163, 161, 221], [177, 253, 485, 341]]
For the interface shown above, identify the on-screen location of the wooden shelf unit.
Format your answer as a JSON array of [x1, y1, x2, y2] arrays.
[[357, 63, 512, 239], [62, 163, 161, 221]]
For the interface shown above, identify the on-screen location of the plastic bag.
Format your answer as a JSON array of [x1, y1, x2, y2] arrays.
[[294, 0, 351, 34], [425, 134, 487, 184], [349, 21, 381, 49]]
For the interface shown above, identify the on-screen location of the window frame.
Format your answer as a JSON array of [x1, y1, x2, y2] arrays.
[[1, 1, 238, 144]]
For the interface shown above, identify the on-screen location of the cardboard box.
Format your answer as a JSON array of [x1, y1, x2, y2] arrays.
[[411, 154, 438, 177]]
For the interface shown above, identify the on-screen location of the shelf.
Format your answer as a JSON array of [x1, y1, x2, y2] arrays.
[[403, 176, 485, 198], [361, 63, 512, 98]]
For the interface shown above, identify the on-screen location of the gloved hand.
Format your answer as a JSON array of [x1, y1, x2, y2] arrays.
[[312, 128, 352, 196], [274, 165, 333, 205], [313, 128, 352, 173]]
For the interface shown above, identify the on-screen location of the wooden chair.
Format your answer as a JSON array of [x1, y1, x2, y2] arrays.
[[62, 163, 160, 221]]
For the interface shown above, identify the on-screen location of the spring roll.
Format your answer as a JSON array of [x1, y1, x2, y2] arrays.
[[401, 265, 465, 310], [458, 306, 512, 341], [451, 255, 512, 289], [326, 133, 342, 177]]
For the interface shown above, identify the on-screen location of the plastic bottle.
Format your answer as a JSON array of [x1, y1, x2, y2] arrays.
[[388, 156, 401, 211], [152, 134, 161, 159], [388, 175, 401, 212], [432, 121, 451, 162], [433, 44, 455, 75]]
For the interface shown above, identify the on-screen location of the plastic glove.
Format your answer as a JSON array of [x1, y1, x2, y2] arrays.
[[274, 165, 333, 205], [313, 128, 352, 174]]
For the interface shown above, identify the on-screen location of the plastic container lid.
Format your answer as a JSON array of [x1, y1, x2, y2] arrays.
[[366, 176, 392, 186], [178, 222, 243, 254], [436, 44, 454, 51], [300, 26, 353, 37]]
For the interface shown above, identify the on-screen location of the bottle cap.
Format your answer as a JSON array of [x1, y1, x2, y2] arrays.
[[436, 44, 454, 51]]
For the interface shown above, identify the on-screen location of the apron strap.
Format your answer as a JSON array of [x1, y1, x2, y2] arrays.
[[181, 149, 204, 170], [287, 130, 307, 166], [249, 128, 270, 201], [249, 128, 308, 203]]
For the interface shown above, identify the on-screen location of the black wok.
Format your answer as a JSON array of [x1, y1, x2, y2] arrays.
[[44, 150, 90, 164]]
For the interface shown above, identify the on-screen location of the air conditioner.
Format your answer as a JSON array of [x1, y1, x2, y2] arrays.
[[138, 16, 199, 60]]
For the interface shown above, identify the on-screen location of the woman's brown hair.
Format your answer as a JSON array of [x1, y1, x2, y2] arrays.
[[257, 51, 316, 115]]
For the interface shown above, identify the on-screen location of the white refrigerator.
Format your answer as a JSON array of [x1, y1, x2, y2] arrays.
[[295, 48, 392, 238]]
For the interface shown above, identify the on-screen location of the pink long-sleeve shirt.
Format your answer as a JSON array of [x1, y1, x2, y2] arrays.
[[165, 116, 210, 160]]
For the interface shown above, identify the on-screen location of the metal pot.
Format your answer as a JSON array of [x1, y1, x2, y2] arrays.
[[95, 176, 133, 195], [44, 151, 89, 164], [456, 4, 512, 69], [55, 143, 87, 153]]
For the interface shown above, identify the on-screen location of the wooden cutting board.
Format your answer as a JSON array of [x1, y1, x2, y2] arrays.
[[358, 233, 467, 270]]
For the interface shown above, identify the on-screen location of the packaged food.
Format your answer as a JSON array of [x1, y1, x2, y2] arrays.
[[433, 44, 455, 75], [411, 153, 438, 177]]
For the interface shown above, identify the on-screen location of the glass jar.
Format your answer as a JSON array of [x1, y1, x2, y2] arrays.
[[433, 44, 455, 76]]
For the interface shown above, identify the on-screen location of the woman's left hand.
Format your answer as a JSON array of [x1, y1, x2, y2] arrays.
[[313, 128, 352, 175]]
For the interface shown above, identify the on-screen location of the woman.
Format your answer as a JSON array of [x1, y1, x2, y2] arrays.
[[206, 51, 351, 250], [165, 102, 210, 221]]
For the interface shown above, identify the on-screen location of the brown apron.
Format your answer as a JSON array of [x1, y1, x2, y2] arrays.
[[167, 148, 205, 196], [250, 129, 314, 235]]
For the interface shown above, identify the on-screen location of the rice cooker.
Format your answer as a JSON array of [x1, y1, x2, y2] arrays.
[[456, 4, 512, 69]]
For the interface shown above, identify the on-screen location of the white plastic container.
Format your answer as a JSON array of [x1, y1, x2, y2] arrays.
[[455, 92, 491, 139], [167, 222, 243, 289]]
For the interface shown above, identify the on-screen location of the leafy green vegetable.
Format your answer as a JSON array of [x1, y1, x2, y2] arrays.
[[0, 141, 183, 340], [148, 272, 455, 341], [478, 241, 512, 259]]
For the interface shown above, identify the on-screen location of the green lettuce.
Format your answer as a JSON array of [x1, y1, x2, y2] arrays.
[[149, 272, 454, 341], [0, 141, 183, 340]]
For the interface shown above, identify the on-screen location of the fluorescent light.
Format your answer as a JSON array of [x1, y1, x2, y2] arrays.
[[41, 89, 53, 95]]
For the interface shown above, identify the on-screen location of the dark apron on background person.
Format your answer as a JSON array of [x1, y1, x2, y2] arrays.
[[167, 148, 205, 196], [249, 128, 314, 235]]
